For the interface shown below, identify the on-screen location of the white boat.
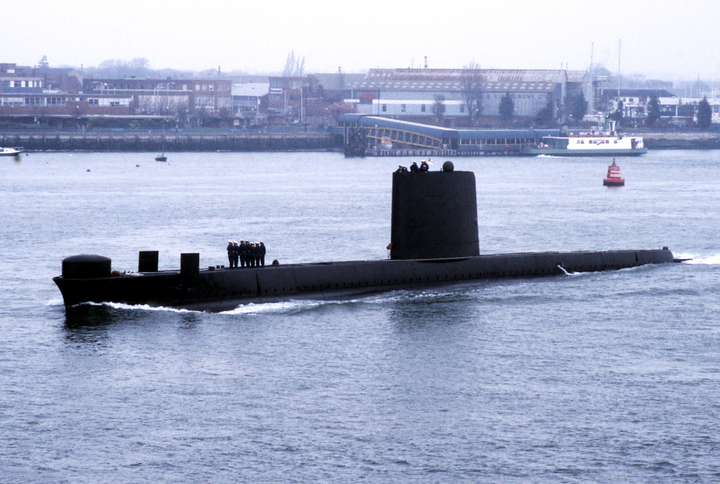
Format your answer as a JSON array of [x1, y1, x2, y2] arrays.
[[526, 119, 647, 156], [0, 147, 23, 156]]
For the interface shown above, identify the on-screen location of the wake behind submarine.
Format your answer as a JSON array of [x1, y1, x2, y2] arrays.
[[54, 162, 676, 312]]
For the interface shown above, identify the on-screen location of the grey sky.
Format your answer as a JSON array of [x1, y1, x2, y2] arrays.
[[7, 0, 719, 80]]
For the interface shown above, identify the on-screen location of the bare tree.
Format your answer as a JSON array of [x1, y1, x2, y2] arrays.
[[461, 62, 483, 125], [433, 95, 446, 125], [283, 51, 306, 77]]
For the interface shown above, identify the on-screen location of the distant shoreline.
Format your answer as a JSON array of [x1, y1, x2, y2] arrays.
[[3, 130, 720, 152]]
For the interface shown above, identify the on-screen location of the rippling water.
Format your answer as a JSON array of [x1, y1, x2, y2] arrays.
[[1, 150, 719, 483]]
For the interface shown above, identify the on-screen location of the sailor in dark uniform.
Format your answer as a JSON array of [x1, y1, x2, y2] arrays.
[[245, 241, 253, 267], [232, 241, 239, 268], [420, 160, 429, 172], [259, 242, 266, 267], [410, 162, 419, 173], [239, 241, 247, 267], [250, 243, 258, 267], [226, 240, 234, 267]]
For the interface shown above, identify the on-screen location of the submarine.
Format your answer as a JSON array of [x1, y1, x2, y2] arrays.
[[54, 161, 676, 312]]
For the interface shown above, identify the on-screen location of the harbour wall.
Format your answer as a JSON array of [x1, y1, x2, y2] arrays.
[[0, 131, 342, 152], [641, 132, 720, 150]]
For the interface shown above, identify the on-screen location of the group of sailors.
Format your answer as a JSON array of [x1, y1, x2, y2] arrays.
[[226, 240, 266, 268], [396, 159, 430, 173]]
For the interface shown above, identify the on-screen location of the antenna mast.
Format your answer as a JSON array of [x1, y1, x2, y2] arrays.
[[618, 39, 621, 98], [588, 42, 595, 114]]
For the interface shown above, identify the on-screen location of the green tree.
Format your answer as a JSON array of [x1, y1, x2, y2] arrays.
[[433, 95, 446, 124], [534, 99, 555, 126], [697, 96, 712, 129], [499, 92, 514, 123], [646, 95, 661, 126], [568, 92, 587, 122]]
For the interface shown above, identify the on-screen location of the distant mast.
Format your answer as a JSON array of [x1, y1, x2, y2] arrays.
[[617, 39, 621, 98], [588, 42, 595, 115]]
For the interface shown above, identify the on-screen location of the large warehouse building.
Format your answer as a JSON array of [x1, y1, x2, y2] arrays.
[[345, 68, 588, 125]]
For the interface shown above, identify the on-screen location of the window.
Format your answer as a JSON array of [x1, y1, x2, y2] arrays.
[[401, 104, 406, 112], [382, 104, 387, 112], [460, 105, 465, 113], [421, 104, 426, 112]]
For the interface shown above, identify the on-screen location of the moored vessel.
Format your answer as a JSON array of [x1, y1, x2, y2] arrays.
[[524, 119, 646, 157], [0, 146, 23, 156]]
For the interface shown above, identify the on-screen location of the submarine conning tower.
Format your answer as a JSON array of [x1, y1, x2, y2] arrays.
[[391, 161, 480, 260]]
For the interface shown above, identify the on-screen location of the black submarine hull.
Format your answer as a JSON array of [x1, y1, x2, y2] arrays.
[[54, 248, 674, 312], [53, 164, 676, 312]]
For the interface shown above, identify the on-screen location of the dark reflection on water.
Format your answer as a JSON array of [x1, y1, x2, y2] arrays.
[[63, 304, 123, 329]]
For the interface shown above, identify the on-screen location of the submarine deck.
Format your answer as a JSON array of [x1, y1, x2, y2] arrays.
[[54, 248, 675, 312]]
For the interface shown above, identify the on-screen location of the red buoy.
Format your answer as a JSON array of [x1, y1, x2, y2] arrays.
[[603, 158, 625, 186]]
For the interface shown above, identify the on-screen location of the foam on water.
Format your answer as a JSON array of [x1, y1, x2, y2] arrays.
[[683, 253, 720, 265], [223, 299, 329, 315], [76, 300, 197, 313]]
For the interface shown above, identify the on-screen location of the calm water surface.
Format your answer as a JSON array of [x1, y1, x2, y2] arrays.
[[1, 150, 719, 483]]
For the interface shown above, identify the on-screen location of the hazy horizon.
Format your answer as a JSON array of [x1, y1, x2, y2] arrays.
[[7, 0, 720, 83]]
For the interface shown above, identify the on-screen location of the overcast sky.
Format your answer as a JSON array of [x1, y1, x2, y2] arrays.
[[6, 0, 719, 81]]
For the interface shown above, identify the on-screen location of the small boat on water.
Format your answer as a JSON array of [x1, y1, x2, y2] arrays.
[[155, 154, 167, 162], [0, 147, 23, 156], [603, 158, 625, 186]]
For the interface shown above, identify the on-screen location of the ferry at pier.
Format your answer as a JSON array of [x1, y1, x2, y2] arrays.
[[525, 119, 647, 157]]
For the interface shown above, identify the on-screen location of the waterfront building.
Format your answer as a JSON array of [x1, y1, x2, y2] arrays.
[[0, 63, 132, 126], [231, 82, 269, 126], [83, 77, 232, 119], [344, 68, 589, 125]]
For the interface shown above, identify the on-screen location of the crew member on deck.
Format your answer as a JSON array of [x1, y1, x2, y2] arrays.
[[259, 242, 266, 267], [232, 241, 239, 268], [248, 241, 255, 267], [239, 241, 247, 267], [410, 162, 419, 173], [226, 240, 234, 267]]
